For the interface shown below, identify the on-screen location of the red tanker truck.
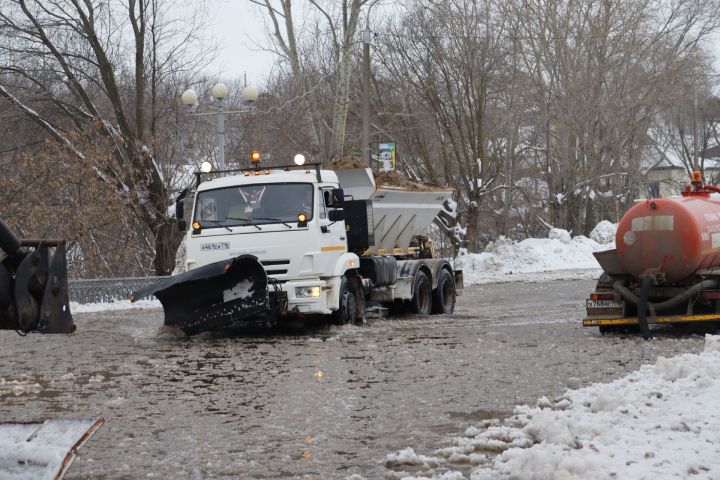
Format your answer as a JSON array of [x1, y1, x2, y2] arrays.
[[584, 171, 720, 337]]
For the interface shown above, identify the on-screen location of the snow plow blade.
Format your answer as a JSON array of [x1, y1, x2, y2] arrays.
[[131, 255, 269, 335], [0, 218, 74, 334]]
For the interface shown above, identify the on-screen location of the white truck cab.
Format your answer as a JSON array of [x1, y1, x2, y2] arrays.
[[185, 167, 357, 316]]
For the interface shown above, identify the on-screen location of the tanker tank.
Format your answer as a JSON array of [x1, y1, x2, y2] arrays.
[[584, 171, 720, 335], [616, 194, 720, 282]]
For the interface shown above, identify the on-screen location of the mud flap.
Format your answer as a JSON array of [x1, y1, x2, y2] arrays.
[[131, 255, 269, 335]]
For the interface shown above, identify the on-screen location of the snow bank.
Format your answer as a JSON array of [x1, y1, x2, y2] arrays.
[[386, 334, 720, 480], [70, 298, 160, 313], [589, 220, 616, 244], [455, 223, 616, 285]]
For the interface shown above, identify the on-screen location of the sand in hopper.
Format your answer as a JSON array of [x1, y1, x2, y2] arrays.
[[328, 155, 449, 192]]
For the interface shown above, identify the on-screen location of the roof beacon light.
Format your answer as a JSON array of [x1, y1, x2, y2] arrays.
[[251, 150, 261, 165], [200, 161, 212, 173], [294, 153, 306, 166]]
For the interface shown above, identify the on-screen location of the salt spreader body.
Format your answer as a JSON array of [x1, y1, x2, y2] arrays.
[[585, 172, 720, 336], [132, 162, 462, 335]]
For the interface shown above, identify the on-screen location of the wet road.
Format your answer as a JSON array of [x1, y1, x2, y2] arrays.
[[0, 279, 707, 479]]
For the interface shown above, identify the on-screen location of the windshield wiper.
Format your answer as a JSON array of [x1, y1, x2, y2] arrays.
[[251, 217, 292, 229], [225, 217, 262, 230], [198, 219, 232, 232]]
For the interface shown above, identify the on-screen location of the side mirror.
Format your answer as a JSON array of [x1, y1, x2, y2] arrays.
[[330, 188, 344, 207], [328, 209, 345, 222], [175, 188, 189, 232]]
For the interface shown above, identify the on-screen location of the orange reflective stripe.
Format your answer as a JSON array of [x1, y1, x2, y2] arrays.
[[320, 246, 345, 252]]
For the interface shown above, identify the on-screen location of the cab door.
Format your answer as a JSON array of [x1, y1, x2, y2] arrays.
[[316, 186, 348, 272]]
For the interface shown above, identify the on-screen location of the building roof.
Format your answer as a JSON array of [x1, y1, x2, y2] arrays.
[[647, 139, 720, 171]]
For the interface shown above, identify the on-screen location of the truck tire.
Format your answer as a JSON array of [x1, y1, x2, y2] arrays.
[[431, 269, 455, 314], [332, 275, 362, 325], [409, 270, 432, 315]]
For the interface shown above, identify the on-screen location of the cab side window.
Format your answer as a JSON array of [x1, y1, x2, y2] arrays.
[[319, 188, 332, 219]]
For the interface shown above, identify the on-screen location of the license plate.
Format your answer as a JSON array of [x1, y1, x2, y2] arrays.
[[200, 242, 230, 251], [586, 300, 623, 309]]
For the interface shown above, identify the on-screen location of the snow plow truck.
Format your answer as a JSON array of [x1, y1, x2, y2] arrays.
[[585, 171, 720, 337], [132, 158, 462, 335]]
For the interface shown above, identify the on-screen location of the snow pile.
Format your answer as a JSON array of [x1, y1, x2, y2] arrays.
[[548, 228, 571, 243], [386, 334, 720, 480], [385, 448, 441, 469], [0, 378, 42, 396], [456, 223, 617, 285], [70, 298, 160, 313], [589, 220, 617, 244]]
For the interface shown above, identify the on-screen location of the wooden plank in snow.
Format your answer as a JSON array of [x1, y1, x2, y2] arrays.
[[0, 417, 104, 480]]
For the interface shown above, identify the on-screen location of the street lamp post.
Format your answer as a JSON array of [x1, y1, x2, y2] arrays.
[[180, 83, 259, 170]]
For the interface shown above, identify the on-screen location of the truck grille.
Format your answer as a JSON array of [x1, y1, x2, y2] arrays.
[[261, 259, 290, 276]]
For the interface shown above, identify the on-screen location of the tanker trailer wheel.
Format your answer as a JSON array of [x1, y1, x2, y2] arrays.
[[598, 325, 619, 335], [409, 270, 432, 315], [332, 275, 363, 325], [431, 269, 455, 315]]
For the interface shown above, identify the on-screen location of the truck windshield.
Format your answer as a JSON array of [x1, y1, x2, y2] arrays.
[[193, 183, 313, 228]]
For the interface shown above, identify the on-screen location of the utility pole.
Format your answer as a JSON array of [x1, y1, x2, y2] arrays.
[[362, 29, 371, 167], [217, 95, 226, 170], [693, 91, 699, 173]]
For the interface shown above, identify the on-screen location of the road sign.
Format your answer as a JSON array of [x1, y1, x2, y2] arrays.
[[378, 142, 396, 172]]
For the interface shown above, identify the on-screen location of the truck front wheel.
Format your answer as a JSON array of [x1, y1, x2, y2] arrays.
[[332, 275, 363, 325]]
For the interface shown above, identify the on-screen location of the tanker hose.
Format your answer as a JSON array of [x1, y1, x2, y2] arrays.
[[614, 278, 719, 339], [637, 277, 653, 340], [613, 279, 718, 312]]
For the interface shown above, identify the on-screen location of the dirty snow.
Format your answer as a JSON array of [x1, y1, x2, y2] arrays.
[[455, 223, 617, 285], [0, 378, 42, 396], [70, 298, 161, 313], [385, 334, 720, 480], [0, 419, 102, 480]]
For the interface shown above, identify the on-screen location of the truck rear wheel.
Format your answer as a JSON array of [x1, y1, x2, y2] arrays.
[[409, 270, 432, 315], [332, 275, 363, 325], [431, 269, 455, 314]]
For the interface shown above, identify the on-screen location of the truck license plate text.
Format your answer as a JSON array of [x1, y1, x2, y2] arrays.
[[201, 242, 230, 251], [586, 300, 623, 308]]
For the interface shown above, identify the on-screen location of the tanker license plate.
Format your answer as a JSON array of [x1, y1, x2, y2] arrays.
[[586, 300, 623, 308]]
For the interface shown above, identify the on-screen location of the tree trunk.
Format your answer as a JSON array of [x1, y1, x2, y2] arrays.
[[152, 219, 183, 276], [464, 198, 481, 251]]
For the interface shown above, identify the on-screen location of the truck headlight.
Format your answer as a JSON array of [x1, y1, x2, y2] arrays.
[[296, 286, 321, 298]]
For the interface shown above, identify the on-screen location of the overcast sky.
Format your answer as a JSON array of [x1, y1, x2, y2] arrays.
[[207, 0, 280, 87], [206, 0, 720, 91]]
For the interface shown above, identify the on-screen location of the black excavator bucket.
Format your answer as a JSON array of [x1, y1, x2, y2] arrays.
[[131, 254, 269, 335], [0, 218, 74, 334]]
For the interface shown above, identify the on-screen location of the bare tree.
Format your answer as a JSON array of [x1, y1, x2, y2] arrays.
[[253, 0, 377, 163], [0, 0, 211, 275], [374, 0, 515, 249], [504, 0, 720, 233]]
